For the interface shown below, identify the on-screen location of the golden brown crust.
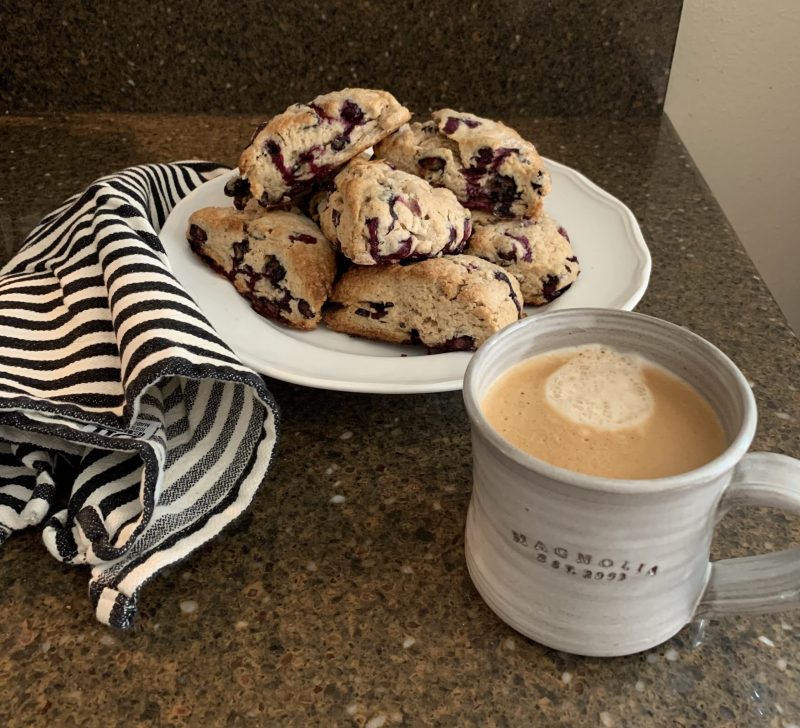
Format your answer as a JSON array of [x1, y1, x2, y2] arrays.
[[375, 108, 550, 218], [323, 254, 523, 350], [466, 212, 579, 305], [318, 159, 471, 265], [239, 88, 411, 208], [186, 206, 336, 330]]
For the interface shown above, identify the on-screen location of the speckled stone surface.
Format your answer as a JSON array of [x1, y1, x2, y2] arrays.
[[1, 0, 681, 117], [0, 113, 798, 727]]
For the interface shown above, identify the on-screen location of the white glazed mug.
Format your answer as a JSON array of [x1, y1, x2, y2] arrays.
[[463, 308, 800, 657]]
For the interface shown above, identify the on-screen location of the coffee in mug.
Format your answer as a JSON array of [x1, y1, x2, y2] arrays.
[[462, 309, 800, 656], [481, 344, 726, 479]]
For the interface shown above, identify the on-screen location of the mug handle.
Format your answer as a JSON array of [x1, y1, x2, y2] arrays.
[[695, 452, 800, 617]]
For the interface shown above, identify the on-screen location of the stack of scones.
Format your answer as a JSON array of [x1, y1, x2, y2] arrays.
[[187, 88, 579, 351]]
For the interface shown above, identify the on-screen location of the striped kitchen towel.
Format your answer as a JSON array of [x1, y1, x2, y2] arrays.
[[0, 162, 278, 629]]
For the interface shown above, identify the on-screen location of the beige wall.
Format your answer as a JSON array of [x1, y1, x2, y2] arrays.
[[665, 0, 800, 333]]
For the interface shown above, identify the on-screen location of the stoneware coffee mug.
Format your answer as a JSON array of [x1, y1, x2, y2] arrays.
[[462, 308, 800, 657]]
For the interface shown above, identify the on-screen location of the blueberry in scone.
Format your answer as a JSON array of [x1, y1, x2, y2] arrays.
[[374, 109, 550, 219], [318, 158, 472, 265], [230, 88, 411, 209], [223, 174, 255, 211], [186, 207, 336, 330], [465, 212, 579, 305], [323, 254, 523, 351]]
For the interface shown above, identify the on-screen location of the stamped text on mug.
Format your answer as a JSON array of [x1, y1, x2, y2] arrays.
[[510, 532, 659, 581]]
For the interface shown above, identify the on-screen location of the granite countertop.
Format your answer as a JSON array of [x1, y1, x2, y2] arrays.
[[0, 113, 798, 727]]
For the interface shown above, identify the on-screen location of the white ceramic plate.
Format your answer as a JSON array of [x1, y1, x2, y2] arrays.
[[159, 159, 651, 393]]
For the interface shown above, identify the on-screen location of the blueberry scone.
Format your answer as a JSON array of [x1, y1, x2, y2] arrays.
[[375, 109, 550, 219], [318, 158, 472, 265], [465, 212, 579, 305], [323, 254, 523, 351], [229, 88, 411, 209], [186, 207, 336, 330]]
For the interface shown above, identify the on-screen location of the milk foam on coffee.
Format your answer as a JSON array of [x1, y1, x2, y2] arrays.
[[545, 345, 653, 430], [482, 344, 727, 479]]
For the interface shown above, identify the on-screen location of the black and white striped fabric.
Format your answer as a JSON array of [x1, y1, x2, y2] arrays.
[[0, 162, 278, 629]]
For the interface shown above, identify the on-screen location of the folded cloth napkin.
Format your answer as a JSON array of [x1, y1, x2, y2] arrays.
[[0, 162, 278, 629]]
